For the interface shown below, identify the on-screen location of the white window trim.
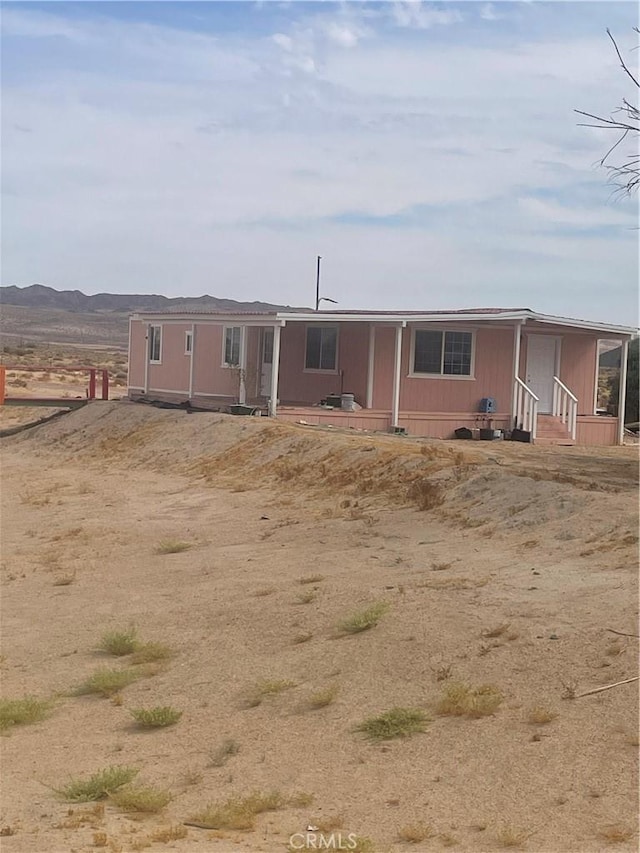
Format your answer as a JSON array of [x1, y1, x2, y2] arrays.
[[149, 324, 162, 364], [184, 330, 193, 355], [303, 324, 339, 374], [221, 325, 242, 368], [408, 326, 476, 380]]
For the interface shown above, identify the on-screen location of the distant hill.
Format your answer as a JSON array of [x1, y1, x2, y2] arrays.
[[600, 345, 621, 368], [0, 284, 300, 314], [0, 284, 304, 348]]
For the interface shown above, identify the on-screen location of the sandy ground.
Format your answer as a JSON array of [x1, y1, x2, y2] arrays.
[[1, 402, 638, 853]]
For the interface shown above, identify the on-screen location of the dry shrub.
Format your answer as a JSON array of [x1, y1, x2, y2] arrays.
[[398, 823, 434, 843], [496, 825, 533, 848], [150, 825, 188, 842], [407, 478, 444, 510], [190, 790, 285, 830], [111, 784, 172, 813], [307, 684, 339, 710], [338, 601, 390, 634], [598, 825, 634, 844], [436, 683, 502, 718], [527, 707, 557, 725], [356, 707, 429, 740]]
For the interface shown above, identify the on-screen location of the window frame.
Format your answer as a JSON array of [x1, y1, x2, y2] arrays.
[[303, 324, 339, 374], [184, 330, 193, 356], [222, 326, 242, 368], [148, 324, 162, 364], [409, 326, 476, 380]]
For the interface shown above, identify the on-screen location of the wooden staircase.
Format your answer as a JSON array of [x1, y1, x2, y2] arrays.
[[534, 414, 575, 446]]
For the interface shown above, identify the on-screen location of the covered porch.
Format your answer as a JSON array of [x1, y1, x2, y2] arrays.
[[127, 308, 634, 446]]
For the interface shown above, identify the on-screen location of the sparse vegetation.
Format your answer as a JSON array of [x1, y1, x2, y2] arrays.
[[111, 784, 172, 813], [407, 478, 444, 510], [356, 707, 429, 740], [527, 706, 558, 725], [130, 642, 174, 665], [246, 678, 296, 707], [296, 589, 317, 604], [338, 601, 390, 635], [398, 823, 434, 843], [307, 684, 339, 710], [436, 683, 502, 718], [130, 706, 182, 728], [190, 790, 285, 830], [0, 696, 52, 731], [57, 766, 139, 802], [76, 667, 141, 697], [209, 738, 240, 767], [150, 825, 188, 842], [288, 791, 315, 807], [99, 627, 139, 656], [154, 540, 192, 555], [496, 825, 533, 848]]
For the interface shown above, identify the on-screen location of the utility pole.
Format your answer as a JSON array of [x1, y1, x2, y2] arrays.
[[315, 255, 322, 311]]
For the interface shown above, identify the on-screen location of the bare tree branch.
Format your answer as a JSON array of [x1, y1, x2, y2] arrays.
[[576, 29, 639, 195]]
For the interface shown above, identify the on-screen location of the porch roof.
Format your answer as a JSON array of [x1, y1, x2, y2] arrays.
[[132, 307, 637, 337]]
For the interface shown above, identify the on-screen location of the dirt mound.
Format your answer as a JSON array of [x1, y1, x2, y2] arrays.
[[6, 401, 637, 550], [2, 400, 638, 852]]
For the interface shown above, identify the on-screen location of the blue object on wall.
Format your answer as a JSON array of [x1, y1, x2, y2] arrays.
[[479, 397, 497, 413]]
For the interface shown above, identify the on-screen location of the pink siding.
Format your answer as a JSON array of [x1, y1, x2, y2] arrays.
[[576, 416, 618, 446], [371, 326, 397, 409], [277, 322, 370, 405], [128, 320, 146, 390], [147, 323, 191, 394], [372, 325, 515, 413], [192, 324, 237, 397]]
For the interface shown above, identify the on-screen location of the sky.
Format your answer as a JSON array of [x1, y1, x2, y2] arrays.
[[1, 1, 638, 322]]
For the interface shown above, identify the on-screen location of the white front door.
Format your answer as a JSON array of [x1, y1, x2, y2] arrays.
[[259, 328, 274, 396], [526, 335, 558, 413]]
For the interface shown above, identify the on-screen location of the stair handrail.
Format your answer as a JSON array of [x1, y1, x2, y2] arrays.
[[552, 376, 577, 440], [514, 377, 539, 440]]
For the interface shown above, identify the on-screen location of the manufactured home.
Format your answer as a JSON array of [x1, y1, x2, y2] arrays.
[[127, 307, 635, 446]]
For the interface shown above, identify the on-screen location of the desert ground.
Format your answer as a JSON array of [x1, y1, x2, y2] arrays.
[[1, 401, 638, 853]]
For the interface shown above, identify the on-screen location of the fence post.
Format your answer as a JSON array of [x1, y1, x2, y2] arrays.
[[0, 365, 5, 405], [101, 370, 109, 400], [88, 369, 96, 400]]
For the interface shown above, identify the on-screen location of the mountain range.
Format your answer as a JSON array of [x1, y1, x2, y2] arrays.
[[0, 284, 303, 348]]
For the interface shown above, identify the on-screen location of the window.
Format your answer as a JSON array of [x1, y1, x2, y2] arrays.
[[413, 330, 473, 376], [223, 326, 241, 367], [185, 331, 193, 355], [305, 326, 338, 371], [148, 325, 162, 363]]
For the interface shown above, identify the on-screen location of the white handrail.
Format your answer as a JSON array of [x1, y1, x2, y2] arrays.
[[552, 376, 577, 440], [514, 377, 539, 440]]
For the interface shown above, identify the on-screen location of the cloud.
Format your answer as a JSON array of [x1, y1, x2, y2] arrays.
[[391, 1, 463, 30], [0, 2, 637, 324]]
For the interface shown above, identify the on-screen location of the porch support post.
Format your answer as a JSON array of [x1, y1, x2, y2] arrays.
[[188, 323, 196, 399], [238, 325, 248, 405], [391, 323, 404, 429], [617, 337, 629, 445], [268, 323, 282, 418], [511, 320, 523, 421], [143, 322, 150, 394], [366, 324, 375, 409]]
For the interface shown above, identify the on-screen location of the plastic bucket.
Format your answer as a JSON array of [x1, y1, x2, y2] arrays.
[[341, 393, 356, 412]]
